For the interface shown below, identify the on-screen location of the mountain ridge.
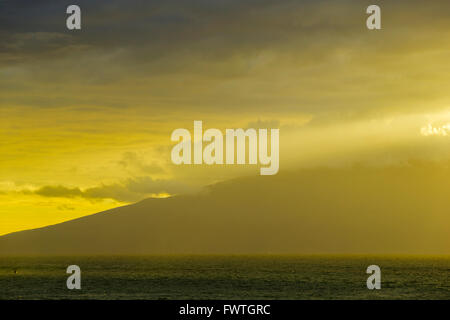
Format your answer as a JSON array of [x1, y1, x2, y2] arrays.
[[1, 168, 449, 255]]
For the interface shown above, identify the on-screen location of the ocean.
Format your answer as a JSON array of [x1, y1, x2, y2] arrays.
[[0, 256, 448, 300]]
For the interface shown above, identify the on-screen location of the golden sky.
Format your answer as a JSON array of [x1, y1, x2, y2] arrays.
[[1, 0, 450, 240]]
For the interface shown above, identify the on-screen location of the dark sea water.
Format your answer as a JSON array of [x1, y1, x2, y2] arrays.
[[0, 256, 449, 300]]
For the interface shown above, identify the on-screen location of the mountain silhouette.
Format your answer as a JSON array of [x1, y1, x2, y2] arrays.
[[0, 167, 448, 255]]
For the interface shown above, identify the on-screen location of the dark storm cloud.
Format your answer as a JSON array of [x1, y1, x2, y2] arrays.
[[1, 0, 450, 115], [3, 0, 450, 66], [0, 0, 362, 65]]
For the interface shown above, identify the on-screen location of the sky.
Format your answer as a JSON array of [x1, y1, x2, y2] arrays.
[[1, 0, 450, 243]]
